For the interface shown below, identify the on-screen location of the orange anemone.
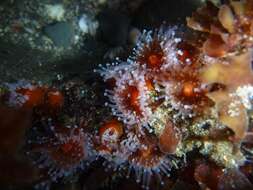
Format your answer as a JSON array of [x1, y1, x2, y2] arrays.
[[99, 119, 123, 145]]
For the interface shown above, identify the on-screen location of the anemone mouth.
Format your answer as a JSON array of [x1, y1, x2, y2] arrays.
[[173, 80, 210, 108], [130, 27, 180, 72], [106, 71, 153, 125], [99, 119, 123, 146], [160, 73, 212, 116], [120, 85, 142, 116], [136, 37, 166, 70]]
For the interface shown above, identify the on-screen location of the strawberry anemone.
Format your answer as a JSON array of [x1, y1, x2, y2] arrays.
[[27, 126, 93, 181], [4, 80, 64, 112], [99, 119, 123, 146], [126, 135, 176, 189], [167, 71, 212, 114], [104, 70, 153, 125], [96, 119, 124, 155], [5, 80, 47, 109], [157, 42, 213, 116], [95, 121, 137, 171], [131, 27, 181, 72]]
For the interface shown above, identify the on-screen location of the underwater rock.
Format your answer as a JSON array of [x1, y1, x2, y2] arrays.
[[44, 22, 75, 48]]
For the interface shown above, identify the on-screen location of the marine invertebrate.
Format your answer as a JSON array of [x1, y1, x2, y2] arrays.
[[94, 122, 136, 172], [95, 119, 179, 188], [104, 69, 154, 126], [161, 68, 212, 117], [126, 135, 177, 189], [5, 80, 47, 109], [27, 125, 93, 182], [130, 27, 180, 71], [4, 80, 64, 113], [99, 119, 124, 146], [96, 119, 124, 157]]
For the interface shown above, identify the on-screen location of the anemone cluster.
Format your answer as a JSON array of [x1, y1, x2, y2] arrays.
[[95, 1, 253, 185], [1, 1, 253, 190]]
